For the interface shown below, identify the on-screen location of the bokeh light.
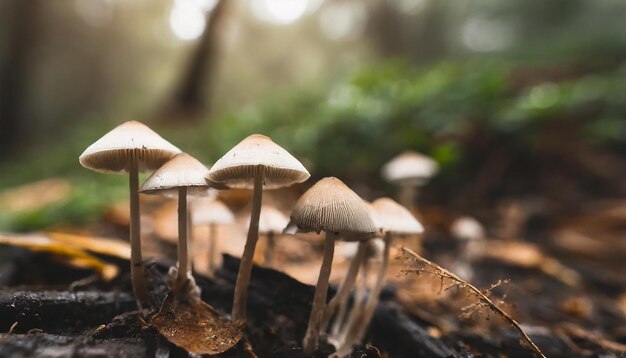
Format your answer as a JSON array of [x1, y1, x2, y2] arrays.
[[250, 0, 312, 26]]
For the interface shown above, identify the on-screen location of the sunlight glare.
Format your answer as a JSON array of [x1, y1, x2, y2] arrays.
[[251, 0, 311, 25], [169, 0, 208, 41]]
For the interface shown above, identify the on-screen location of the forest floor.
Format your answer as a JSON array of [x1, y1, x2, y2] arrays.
[[0, 185, 625, 357]]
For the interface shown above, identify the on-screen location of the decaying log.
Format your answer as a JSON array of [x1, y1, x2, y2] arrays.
[[0, 255, 456, 357], [0, 291, 136, 334]]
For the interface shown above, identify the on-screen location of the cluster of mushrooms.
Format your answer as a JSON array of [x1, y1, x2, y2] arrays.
[[79, 121, 430, 356]]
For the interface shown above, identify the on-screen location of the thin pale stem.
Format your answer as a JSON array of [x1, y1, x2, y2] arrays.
[[351, 233, 392, 344], [322, 241, 366, 329], [264, 231, 275, 266], [176, 186, 189, 287], [399, 184, 417, 211], [129, 152, 149, 309], [208, 223, 217, 271], [330, 288, 348, 337], [337, 255, 369, 347], [303, 231, 336, 357], [232, 168, 264, 322]]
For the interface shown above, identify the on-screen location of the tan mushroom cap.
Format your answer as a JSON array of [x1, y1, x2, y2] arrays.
[[255, 205, 289, 234], [286, 177, 377, 240], [79, 121, 182, 174], [382, 151, 438, 185], [207, 134, 310, 189], [140, 153, 214, 197], [191, 198, 234, 225], [371, 197, 424, 235]]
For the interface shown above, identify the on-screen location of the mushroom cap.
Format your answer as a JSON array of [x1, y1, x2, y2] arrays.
[[191, 198, 235, 225], [140, 153, 214, 197], [451, 216, 485, 241], [79, 121, 181, 174], [339, 239, 384, 261], [371, 197, 424, 235], [286, 177, 377, 240], [207, 134, 310, 190], [381, 151, 438, 185], [255, 205, 289, 234]]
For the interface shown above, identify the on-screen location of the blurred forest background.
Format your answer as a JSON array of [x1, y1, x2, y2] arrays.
[[1, 0, 626, 231]]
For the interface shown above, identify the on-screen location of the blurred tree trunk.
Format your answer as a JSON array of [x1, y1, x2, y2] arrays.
[[0, 0, 40, 159], [158, 0, 235, 124], [367, 0, 448, 63]]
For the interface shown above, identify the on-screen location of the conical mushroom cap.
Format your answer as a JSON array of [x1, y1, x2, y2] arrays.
[[192, 198, 234, 225], [287, 177, 377, 240], [79, 121, 181, 174], [451, 216, 485, 241], [371, 197, 423, 235], [339, 239, 384, 261], [253, 205, 289, 234], [140, 153, 214, 197], [207, 134, 310, 190], [382, 151, 438, 185]]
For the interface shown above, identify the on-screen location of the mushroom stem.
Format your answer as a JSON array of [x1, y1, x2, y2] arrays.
[[264, 231, 275, 266], [208, 223, 217, 271], [232, 168, 264, 322], [399, 184, 416, 210], [351, 232, 393, 344], [303, 231, 336, 357], [337, 255, 369, 348], [129, 153, 149, 309], [322, 241, 366, 329], [330, 284, 349, 337], [176, 186, 189, 288]]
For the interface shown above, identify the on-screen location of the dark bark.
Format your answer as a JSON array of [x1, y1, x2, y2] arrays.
[[158, 0, 235, 123], [0, 291, 136, 334], [0, 255, 458, 357], [0, 333, 153, 358], [366, 301, 455, 358], [0, 0, 40, 159]]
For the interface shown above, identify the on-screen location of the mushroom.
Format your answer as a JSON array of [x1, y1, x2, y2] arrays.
[[140, 153, 213, 296], [322, 202, 383, 331], [247, 204, 289, 266], [207, 134, 310, 322], [346, 197, 423, 346], [330, 239, 383, 343], [450, 216, 486, 280], [79, 121, 181, 309], [381, 151, 438, 209], [285, 177, 377, 356], [191, 198, 235, 273]]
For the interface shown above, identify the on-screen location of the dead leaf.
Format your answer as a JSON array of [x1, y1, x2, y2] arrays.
[[483, 240, 581, 287], [0, 178, 71, 212], [0, 233, 118, 280], [46, 232, 131, 260], [151, 293, 244, 355]]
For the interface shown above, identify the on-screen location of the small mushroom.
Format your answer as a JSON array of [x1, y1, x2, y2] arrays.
[[451, 216, 487, 280], [346, 197, 423, 346], [191, 198, 235, 273], [330, 239, 383, 343], [323, 201, 386, 335], [140, 153, 213, 296], [285, 177, 377, 356], [381, 151, 438, 210], [207, 134, 310, 322], [247, 204, 289, 266], [79, 121, 181, 310]]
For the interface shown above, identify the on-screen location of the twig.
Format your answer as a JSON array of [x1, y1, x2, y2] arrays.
[[401, 247, 546, 358]]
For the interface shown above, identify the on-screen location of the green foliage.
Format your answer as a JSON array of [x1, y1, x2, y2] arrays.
[[1, 57, 625, 231]]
